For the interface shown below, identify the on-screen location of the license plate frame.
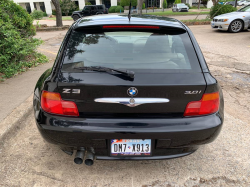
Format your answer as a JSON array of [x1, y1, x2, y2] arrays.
[[110, 139, 152, 157]]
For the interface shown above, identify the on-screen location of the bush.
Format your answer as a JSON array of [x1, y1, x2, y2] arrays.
[[0, 0, 48, 79], [117, 1, 120, 5], [142, 3, 145, 9], [52, 9, 56, 15], [60, 0, 77, 16], [115, 5, 124, 12], [109, 6, 116, 13], [43, 12, 47, 17], [174, 0, 181, 4], [30, 10, 44, 20], [163, 0, 167, 8], [85, 2, 92, 5], [209, 4, 237, 18], [120, 0, 137, 6], [185, 3, 191, 9]]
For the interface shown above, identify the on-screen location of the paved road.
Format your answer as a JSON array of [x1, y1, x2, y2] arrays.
[[1, 26, 250, 186]]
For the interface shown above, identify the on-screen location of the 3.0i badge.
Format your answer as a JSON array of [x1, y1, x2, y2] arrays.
[[127, 87, 138, 97]]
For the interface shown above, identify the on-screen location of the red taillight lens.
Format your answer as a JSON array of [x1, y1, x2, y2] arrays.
[[102, 25, 160, 29], [41, 91, 79, 117], [184, 92, 220, 117]]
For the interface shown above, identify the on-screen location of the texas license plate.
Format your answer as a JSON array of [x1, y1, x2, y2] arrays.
[[111, 139, 151, 156]]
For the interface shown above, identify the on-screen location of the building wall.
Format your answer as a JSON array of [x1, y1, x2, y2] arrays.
[[14, 0, 124, 16], [13, 0, 52, 15]]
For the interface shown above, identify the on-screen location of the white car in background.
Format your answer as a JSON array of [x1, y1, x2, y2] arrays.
[[211, 5, 250, 33], [238, 0, 250, 6], [172, 4, 189, 12]]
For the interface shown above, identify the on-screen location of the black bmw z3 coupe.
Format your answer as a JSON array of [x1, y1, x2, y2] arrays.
[[33, 15, 224, 165]]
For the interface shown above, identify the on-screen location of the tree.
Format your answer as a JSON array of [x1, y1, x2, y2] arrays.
[[51, 0, 63, 27], [198, 0, 201, 9], [163, 0, 167, 8], [212, 0, 219, 5], [60, 0, 77, 16], [138, 0, 143, 15]]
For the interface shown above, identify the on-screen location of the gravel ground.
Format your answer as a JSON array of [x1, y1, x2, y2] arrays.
[[1, 26, 250, 186]]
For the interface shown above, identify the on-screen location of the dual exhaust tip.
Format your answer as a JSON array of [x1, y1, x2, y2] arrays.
[[74, 149, 94, 166]]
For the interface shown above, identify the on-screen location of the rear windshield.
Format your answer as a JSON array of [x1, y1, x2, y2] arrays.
[[61, 30, 201, 72]]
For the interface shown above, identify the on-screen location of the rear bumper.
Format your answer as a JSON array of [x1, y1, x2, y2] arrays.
[[36, 111, 223, 159]]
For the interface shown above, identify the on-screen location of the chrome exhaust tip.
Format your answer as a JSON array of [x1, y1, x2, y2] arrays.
[[74, 149, 85, 165], [85, 151, 94, 166]]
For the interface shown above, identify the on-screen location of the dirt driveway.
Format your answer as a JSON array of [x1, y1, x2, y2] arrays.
[[1, 26, 250, 186]]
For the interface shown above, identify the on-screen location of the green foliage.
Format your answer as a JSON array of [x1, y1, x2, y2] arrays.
[[109, 6, 116, 13], [43, 12, 48, 17], [120, 0, 137, 6], [174, 0, 181, 4], [52, 9, 56, 15], [209, 4, 237, 18], [30, 10, 44, 20], [115, 6, 124, 12], [163, 0, 167, 8], [85, 2, 92, 5], [117, 1, 120, 5], [60, 0, 77, 16], [0, 0, 48, 79], [185, 3, 191, 9], [142, 3, 145, 9]]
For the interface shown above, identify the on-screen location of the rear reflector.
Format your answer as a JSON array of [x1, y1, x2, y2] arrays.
[[103, 25, 160, 29], [41, 91, 79, 117], [184, 92, 220, 117]]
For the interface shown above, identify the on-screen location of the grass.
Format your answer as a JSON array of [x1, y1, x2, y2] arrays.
[[145, 11, 209, 16], [43, 16, 73, 21], [190, 7, 210, 9]]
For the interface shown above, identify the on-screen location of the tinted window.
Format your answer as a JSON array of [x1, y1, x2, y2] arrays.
[[62, 31, 201, 72]]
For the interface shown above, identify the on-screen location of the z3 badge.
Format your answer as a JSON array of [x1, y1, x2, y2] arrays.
[[185, 90, 202, 94], [62, 89, 80, 94]]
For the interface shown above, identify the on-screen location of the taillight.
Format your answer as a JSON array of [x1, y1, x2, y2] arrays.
[[102, 25, 160, 29], [184, 92, 220, 117], [41, 91, 79, 117]]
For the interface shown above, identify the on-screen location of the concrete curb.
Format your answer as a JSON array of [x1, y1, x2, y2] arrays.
[[36, 25, 70, 32], [183, 21, 211, 26], [0, 94, 33, 144]]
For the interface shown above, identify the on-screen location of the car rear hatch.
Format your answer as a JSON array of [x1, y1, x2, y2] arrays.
[[57, 24, 207, 118]]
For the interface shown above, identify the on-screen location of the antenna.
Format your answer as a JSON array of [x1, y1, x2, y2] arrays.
[[128, 0, 132, 21]]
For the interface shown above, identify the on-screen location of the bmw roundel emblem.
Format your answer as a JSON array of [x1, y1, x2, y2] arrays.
[[127, 87, 138, 97]]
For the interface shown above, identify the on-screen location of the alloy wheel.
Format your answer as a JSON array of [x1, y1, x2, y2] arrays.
[[230, 20, 243, 33]]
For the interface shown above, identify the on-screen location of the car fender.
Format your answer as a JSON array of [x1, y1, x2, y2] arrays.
[[230, 18, 247, 30]]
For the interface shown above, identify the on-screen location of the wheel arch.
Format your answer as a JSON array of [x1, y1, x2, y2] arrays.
[[72, 13, 81, 18], [231, 18, 245, 28]]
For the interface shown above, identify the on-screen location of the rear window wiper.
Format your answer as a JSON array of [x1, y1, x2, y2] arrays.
[[74, 66, 135, 79]]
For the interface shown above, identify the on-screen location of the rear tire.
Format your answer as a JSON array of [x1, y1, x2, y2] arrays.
[[229, 20, 243, 33], [73, 15, 80, 21]]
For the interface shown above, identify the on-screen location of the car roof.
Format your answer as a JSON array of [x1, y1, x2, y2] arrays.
[[74, 15, 186, 30]]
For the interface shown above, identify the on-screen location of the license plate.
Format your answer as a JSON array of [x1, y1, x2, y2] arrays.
[[111, 139, 151, 156]]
